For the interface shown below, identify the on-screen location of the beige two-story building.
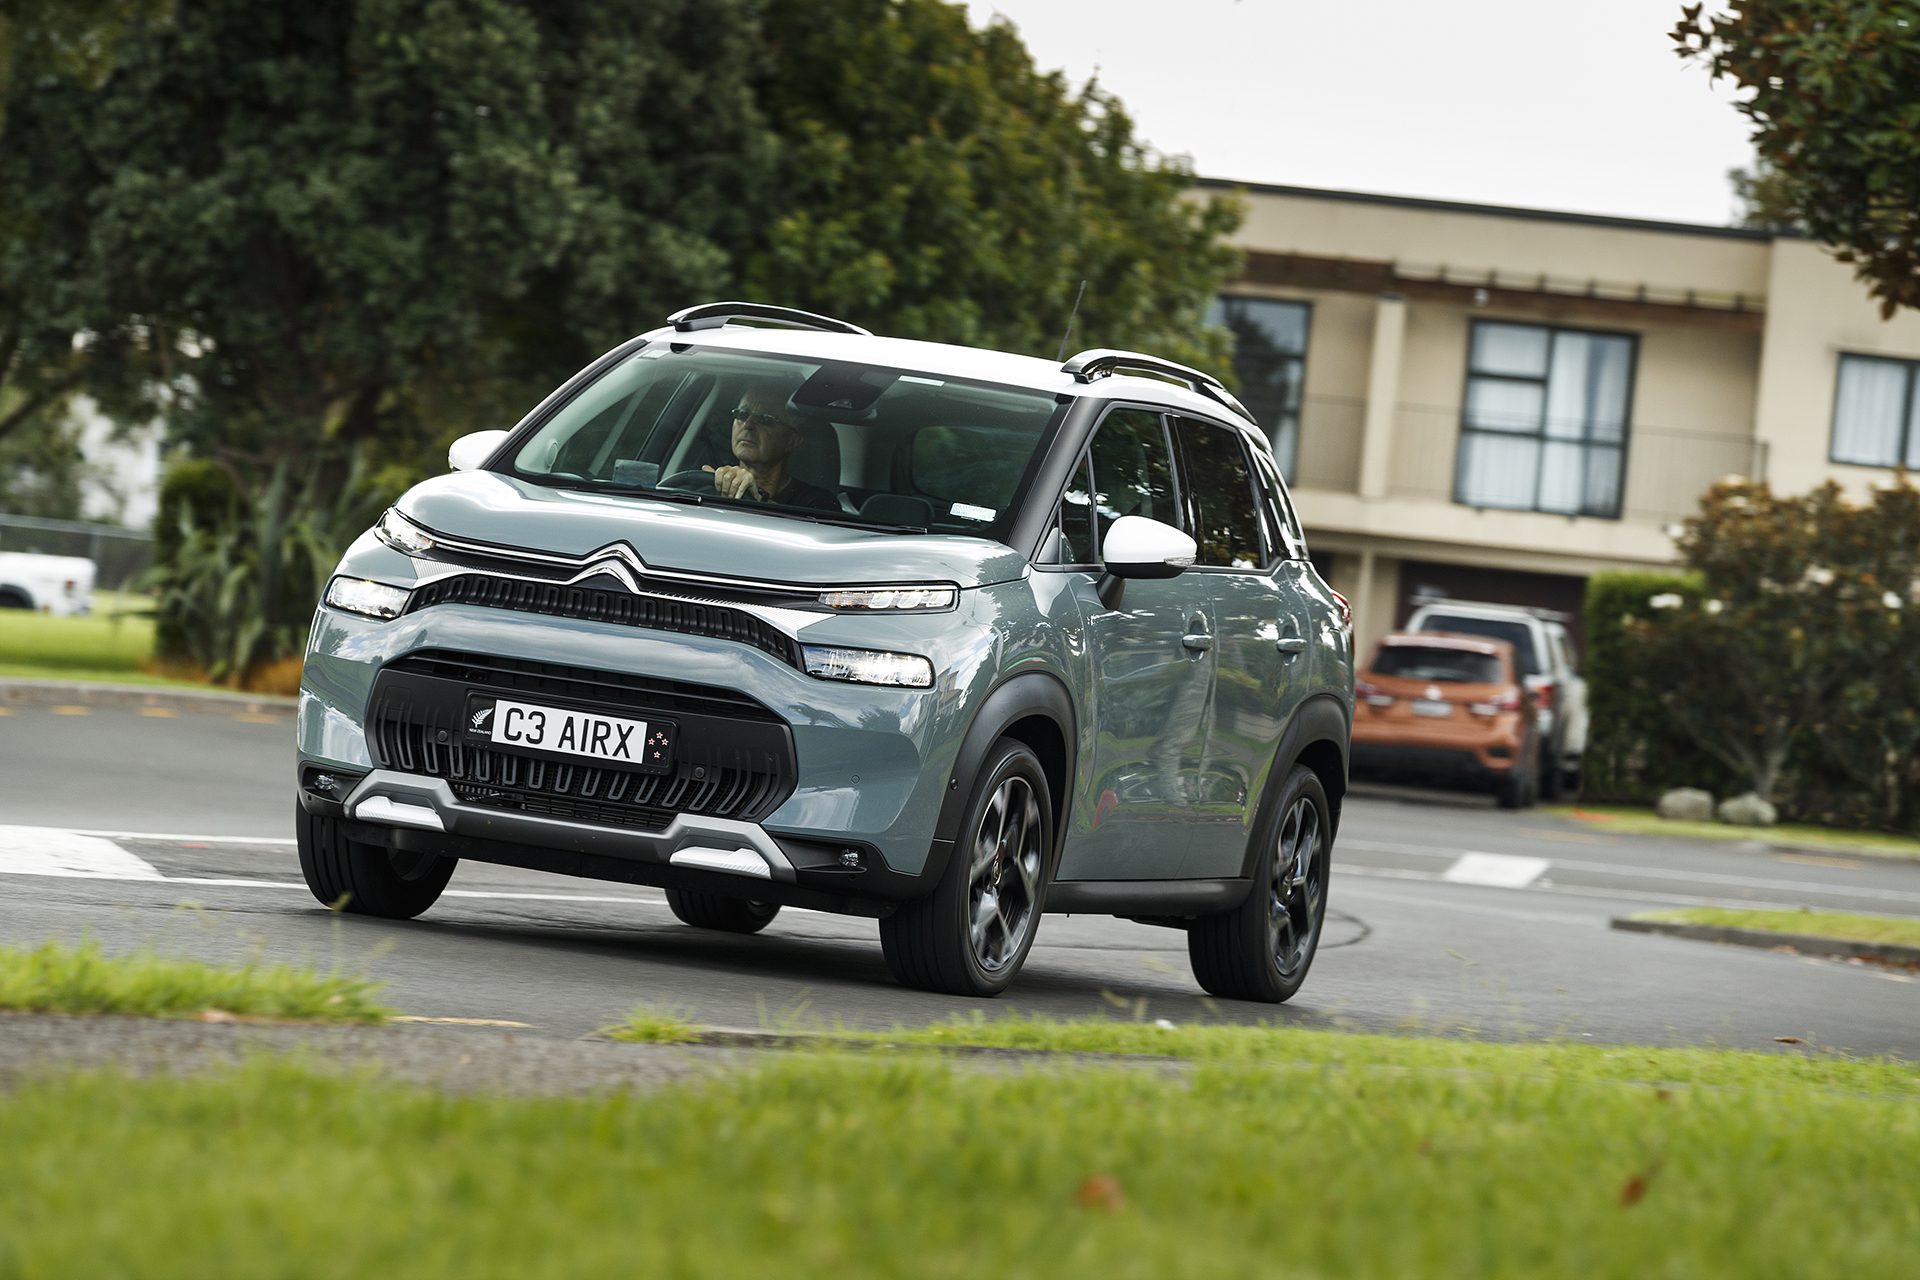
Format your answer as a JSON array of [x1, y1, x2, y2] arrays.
[[1202, 179, 1920, 653]]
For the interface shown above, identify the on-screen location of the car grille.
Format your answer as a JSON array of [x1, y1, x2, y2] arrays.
[[406, 573, 800, 667], [367, 651, 795, 828]]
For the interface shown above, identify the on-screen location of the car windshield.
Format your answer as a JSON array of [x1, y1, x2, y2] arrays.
[[502, 344, 1067, 540], [1370, 646, 1506, 684], [1420, 616, 1538, 676]]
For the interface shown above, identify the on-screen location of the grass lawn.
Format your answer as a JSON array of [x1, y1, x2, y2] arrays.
[[1, 1040, 1915, 1279], [1550, 802, 1920, 860], [1634, 907, 1920, 949], [0, 601, 156, 678], [0, 940, 389, 1022]]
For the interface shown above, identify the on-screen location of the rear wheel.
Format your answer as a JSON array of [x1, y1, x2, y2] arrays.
[[1188, 765, 1330, 1003], [664, 889, 779, 934], [296, 805, 455, 919], [880, 739, 1050, 997], [1536, 742, 1561, 801]]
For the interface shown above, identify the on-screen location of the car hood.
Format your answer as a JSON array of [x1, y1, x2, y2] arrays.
[[400, 470, 1030, 589]]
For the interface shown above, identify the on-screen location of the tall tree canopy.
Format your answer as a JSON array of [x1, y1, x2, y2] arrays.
[[1675, 1, 1920, 315], [1, 0, 1241, 483]]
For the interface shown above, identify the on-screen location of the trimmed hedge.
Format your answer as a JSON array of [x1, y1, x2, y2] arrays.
[[1581, 570, 1740, 803]]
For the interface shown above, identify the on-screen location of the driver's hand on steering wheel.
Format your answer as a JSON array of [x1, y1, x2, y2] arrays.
[[703, 464, 760, 500]]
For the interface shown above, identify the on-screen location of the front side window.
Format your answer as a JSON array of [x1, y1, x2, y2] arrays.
[[1209, 296, 1309, 479], [1074, 408, 1180, 563], [1831, 353, 1920, 469], [1457, 321, 1634, 519], [504, 345, 1066, 540], [1173, 417, 1267, 569]]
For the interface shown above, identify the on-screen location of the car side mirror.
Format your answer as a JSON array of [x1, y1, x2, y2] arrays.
[[1097, 515, 1196, 608], [448, 429, 510, 472], [1102, 515, 1196, 580]]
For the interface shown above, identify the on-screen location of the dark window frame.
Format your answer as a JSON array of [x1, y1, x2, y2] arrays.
[[1212, 294, 1313, 479], [1453, 319, 1640, 521], [1828, 352, 1920, 471]]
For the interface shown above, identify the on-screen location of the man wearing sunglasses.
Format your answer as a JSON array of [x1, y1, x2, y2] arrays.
[[703, 385, 839, 510]]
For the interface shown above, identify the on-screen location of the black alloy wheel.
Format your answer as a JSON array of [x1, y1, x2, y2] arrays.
[[1188, 765, 1331, 1003], [880, 738, 1051, 997]]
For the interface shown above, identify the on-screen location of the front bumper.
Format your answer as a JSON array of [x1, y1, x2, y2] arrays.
[[298, 768, 923, 911]]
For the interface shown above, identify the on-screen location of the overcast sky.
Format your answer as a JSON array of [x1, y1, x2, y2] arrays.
[[965, 0, 1756, 226]]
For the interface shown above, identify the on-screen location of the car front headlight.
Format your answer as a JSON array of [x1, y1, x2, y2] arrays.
[[800, 644, 935, 689], [375, 507, 438, 556], [324, 576, 411, 620]]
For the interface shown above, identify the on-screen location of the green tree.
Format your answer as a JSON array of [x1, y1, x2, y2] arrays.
[[1624, 478, 1920, 812], [1727, 159, 1802, 233], [740, 0, 1241, 372], [1675, 1, 1920, 316], [2, 0, 774, 474]]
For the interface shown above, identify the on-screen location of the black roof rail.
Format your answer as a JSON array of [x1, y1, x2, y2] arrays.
[[667, 301, 872, 337], [1060, 348, 1254, 423]]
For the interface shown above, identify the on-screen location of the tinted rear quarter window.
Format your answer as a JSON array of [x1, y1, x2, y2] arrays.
[[1419, 615, 1539, 675], [1370, 647, 1507, 684]]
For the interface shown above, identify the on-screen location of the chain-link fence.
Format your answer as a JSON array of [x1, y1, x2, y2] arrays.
[[0, 514, 155, 592]]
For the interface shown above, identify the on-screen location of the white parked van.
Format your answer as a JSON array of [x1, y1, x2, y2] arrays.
[[0, 553, 96, 616]]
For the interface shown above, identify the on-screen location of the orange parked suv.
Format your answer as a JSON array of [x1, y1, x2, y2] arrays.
[[1351, 633, 1538, 809]]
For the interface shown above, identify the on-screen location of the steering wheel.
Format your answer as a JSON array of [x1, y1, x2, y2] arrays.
[[658, 468, 719, 493]]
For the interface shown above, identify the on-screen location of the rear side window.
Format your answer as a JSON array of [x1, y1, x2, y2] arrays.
[[1172, 417, 1265, 569], [1370, 646, 1506, 684], [1419, 615, 1539, 676]]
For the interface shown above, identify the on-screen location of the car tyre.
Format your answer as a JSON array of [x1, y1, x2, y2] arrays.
[[1536, 742, 1561, 801], [296, 805, 456, 919], [1495, 764, 1534, 810], [665, 889, 780, 934], [1189, 765, 1331, 1003], [880, 739, 1051, 997]]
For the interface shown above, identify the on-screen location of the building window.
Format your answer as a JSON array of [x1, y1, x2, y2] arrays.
[[1456, 320, 1634, 519], [1209, 296, 1308, 479], [1831, 354, 1920, 470]]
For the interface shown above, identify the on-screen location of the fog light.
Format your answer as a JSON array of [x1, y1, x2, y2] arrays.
[[839, 848, 865, 870]]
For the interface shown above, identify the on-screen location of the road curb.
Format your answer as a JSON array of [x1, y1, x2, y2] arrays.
[[0, 678, 296, 716], [1610, 917, 1920, 967]]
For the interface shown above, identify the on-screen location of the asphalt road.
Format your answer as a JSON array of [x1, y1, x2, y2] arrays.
[[3, 702, 1916, 1055]]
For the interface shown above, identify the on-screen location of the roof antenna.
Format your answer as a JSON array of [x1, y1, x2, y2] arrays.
[[1056, 279, 1088, 362]]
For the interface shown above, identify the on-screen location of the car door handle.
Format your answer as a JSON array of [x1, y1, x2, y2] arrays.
[[1182, 633, 1214, 652], [1276, 636, 1307, 655]]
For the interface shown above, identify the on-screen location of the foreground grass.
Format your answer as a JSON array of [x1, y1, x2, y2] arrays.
[[1, 1047, 1915, 1279], [0, 940, 389, 1022], [1636, 907, 1920, 949], [1554, 802, 1920, 859]]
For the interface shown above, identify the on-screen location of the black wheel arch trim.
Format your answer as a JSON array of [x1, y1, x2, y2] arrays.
[[1237, 693, 1350, 882], [927, 670, 1078, 882]]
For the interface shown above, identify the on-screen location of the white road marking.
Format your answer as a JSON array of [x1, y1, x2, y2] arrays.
[[1343, 837, 1920, 907], [1441, 852, 1550, 888], [0, 825, 164, 880], [63, 828, 298, 846]]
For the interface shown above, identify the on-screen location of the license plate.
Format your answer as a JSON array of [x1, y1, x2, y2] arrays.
[[468, 696, 672, 770], [1412, 699, 1453, 718]]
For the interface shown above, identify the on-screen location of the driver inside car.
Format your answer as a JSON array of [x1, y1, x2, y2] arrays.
[[703, 385, 839, 510]]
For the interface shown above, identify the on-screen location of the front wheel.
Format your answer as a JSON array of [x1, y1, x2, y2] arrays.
[[1188, 765, 1330, 1003], [664, 889, 779, 934], [880, 739, 1051, 997], [296, 805, 456, 919]]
